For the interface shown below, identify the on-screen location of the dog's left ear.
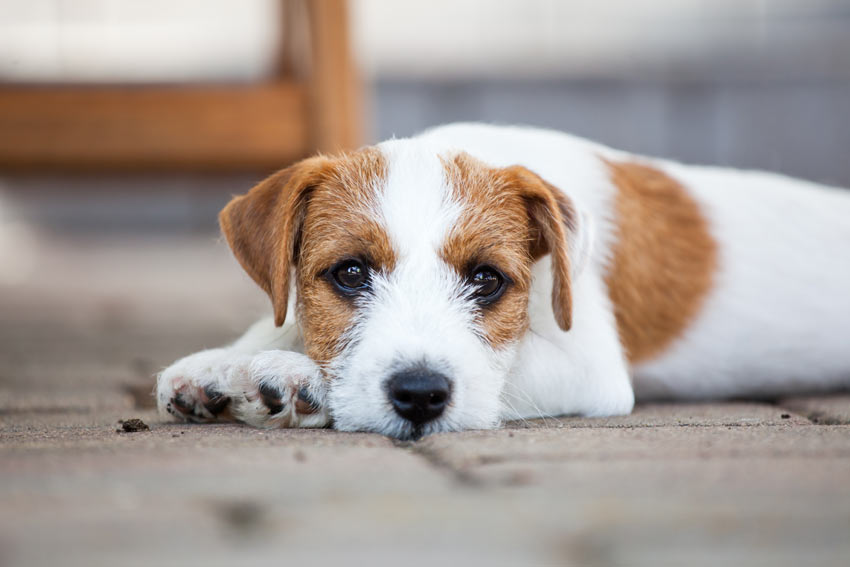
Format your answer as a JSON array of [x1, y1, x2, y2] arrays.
[[500, 166, 591, 332], [219, 156, 332, 327]]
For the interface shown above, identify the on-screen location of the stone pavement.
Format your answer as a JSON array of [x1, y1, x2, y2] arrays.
[[1, 231, 849, 567]]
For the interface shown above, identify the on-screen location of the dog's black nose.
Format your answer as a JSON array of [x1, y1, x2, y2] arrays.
[[387, 370, 451, 425]]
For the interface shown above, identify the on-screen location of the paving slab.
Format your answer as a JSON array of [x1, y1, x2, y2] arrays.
[[414, 424, 850, 566], [0, 411, 547, 567], [0, 389, 136, 414], [3, 232, 850, 567], [0, 232, 267, 394], [507, 400, 811, 428], [418, 424, 850, 471], [5, 415, 848, 567]]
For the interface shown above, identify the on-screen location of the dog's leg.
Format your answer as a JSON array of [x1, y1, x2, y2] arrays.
[[156, 317, 330, 428], [502, 269, 635, 420]]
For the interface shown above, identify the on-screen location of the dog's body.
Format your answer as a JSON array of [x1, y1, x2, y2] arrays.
[[158, 123, 850, 438]]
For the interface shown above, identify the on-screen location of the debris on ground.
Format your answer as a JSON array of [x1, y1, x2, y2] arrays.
[[119, 418, 150, 432]]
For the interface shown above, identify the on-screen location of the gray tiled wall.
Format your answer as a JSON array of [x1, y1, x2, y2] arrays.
[[5, 77, 848, 234], [373, 78, 850, 188]]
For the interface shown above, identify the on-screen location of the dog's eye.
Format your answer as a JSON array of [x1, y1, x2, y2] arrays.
[[330, 259, 369, 292], [469, 265, 506, 303]]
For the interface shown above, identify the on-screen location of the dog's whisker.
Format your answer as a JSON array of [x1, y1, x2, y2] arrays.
[[500, 387, 559, 429], [501, 387, 558, 428], [498, 393, 529, 428]]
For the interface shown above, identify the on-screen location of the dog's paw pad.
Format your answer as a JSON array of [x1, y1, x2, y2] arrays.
[[166, 391, 205, 422], [164, 383, 228, 423], [295, 387, 321, 415], [156, 348, 240, 423], [233, 370, 329, 429], [257, 382, 286, 415], [170, 390, 195, 415], [202, 385, 231, 417]]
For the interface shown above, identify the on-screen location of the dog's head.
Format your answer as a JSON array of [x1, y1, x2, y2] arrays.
[[220, 141, 582, 438]]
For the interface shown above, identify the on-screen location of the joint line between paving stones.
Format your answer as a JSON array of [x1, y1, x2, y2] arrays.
[[394, 439, 481, 487]]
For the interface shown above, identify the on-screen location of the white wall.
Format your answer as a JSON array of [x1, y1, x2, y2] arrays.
[[0, 0, 280, 83], [1, 0, 847, 83], [351, 0, 850, 80]]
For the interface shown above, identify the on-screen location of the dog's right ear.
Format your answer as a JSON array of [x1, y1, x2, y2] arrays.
[[219, 157, 332, 327], [498, 165, 592, 333]]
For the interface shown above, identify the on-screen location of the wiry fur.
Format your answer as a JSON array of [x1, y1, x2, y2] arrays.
[[157, 123, 850, 437]]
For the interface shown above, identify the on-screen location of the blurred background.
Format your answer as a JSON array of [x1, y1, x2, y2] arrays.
[[0, 0, 849, 401], [1, 0, 849, 233]]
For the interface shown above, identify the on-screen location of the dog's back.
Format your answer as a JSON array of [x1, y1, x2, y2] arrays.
[[636, 162, 850, 398]]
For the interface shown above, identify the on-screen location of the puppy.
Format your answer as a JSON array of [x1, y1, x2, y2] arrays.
[[157, 123, 850, 439]]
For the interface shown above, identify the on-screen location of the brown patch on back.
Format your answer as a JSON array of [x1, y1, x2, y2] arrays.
[[442, 153, 577, 347], [219, 147, 391, 367], [605, 160, 717, 364]]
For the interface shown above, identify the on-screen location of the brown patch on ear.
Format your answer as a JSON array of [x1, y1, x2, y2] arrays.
[[221, 147, 390, 364], [442, 153, 576, 346], [219, 156, 333, 326], [295, 148, 391, 365], [498, 165, 576, 331], [605, 160, 717, 363], [442, 154, 533, 347]]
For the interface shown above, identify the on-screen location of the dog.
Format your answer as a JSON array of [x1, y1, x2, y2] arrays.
[[157, 123, 850, 439]]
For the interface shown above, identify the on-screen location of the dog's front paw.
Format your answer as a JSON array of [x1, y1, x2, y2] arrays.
[[157, 349, 251, 422], [231, 351, 330, 429]]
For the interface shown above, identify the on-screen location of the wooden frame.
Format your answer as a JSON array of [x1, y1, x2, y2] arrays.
[[0, 0, 362, 172]]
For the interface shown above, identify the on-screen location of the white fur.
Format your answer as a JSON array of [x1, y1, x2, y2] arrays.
[[157, 123, 850, 437], [329, 142, 510, 437]]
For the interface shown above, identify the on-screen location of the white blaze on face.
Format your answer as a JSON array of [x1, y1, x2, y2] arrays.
[[326, 141, 514, 438]]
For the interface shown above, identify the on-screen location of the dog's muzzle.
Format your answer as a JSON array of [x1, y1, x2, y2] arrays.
[[387, 369, 451, 426]]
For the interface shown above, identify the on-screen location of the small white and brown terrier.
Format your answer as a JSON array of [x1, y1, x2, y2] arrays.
[[157, 123, 850, 439]]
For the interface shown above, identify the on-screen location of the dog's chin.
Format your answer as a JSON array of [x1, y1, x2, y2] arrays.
[[332, 407, 500, 440], [393, 419, 455, 441], [330, 408, 467, 440]]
